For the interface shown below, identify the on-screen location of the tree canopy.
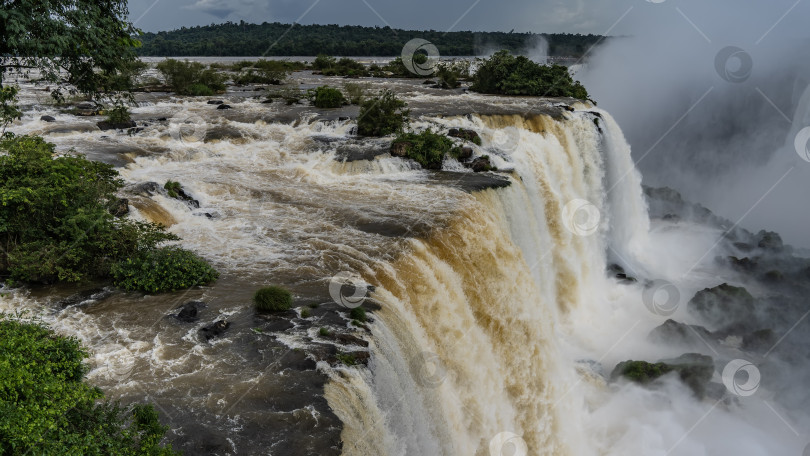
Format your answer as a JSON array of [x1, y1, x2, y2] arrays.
[[136, 21, 603, 58], [470, 50, 590, 100], [0, 0, 140, 99]]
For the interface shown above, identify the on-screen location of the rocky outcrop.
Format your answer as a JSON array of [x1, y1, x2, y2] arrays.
[[390, 141, 411, 158], [216, 104, 232, 110], [611, 353, 714, 397], [687, 283, 756, 331], [448, 128, 481, 145], [200, 320, 230, 340], [469, 156, 494, 172], [40, 115, 56, 122], [648, 319, 715, 349], [207, 100, 224, 105], [174, 301, 205, 323], [97, 120, 137, 131]]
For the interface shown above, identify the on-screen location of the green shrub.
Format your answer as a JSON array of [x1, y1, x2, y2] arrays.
[[254, 285, 293, 311], [321, 58, 369, 77], [357, 90, 409, 137], [97, 59, 149, 93], [0, 85, 22, 131], [265, 87, 303, 105], [319, 327, 330, 337], [312, 54, 337, 70], [471, 50, 589, 100], [111, 246, 219, 293], [105, 102, 131, 123], [391, 129, 463, 169], [343, 82, 367, 105], [234, 61, 292, 85], [336, 352, 356, 365], [300, 308, 311, 318], [164, 180, 181, 198], [0, 316, 178, 454], [436, 66, 460, 89], [350, 306, 367, 322], [156, 59, 226, 96], [0, 135, 179, 284], [383, 55, 430, 78], [307, 86, 346, 108]]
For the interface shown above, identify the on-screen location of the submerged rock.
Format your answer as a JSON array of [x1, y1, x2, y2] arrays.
[[97, 120, 137, 131], [175, 301, 205, 323], [200, 320, 231, 340], [216, 104, 232, 110], [207, 100, 224, 105], [40, 115, 56, 122], [56, 288, 113, 309]]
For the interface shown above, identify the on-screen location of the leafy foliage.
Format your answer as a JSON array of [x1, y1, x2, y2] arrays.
[[0, 0, 141, 100], [0, 86, 22, 132], [349, 307, 367, 322], [342, 82, 367, 105], [471, 50, 589, 100], [136, 22, 603, 58], [307, 86, 345, 108], [253, 286, 292, 312], [357, 90, 409, 137], [391, 129, 463, 169], [111, 247, 218, 293], [0, 316, 178, 455], [105, 101, 132, 124], [311, 54, 336, 70], [0, 135, 181, 284], [164, 181, 181, 198], [155, 59, 226, 96]]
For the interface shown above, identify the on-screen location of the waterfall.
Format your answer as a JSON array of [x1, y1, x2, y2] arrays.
[[326, 109, 650, 455]]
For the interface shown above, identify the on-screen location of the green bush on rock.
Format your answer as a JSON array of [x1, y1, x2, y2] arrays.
[[254, 286, 293, 311], [307, 86, 346, 108], [471, 50, 589, 100], [156, 59, 226, 96], [0, 316, 178, 455], [357, 90, 409, 137], [390, 129, 463, 169], [111, 247, 219, 293]]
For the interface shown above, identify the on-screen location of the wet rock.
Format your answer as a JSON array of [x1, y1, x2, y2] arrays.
[[75, 102, 95, 110], [200, 320, 231, 340], [611, 353, 714, 398], [321, 331, 369, 347], [756, 230, 783, 251], [110, 198, 129, 217], [338, 116, 350, 121], [97, 120, 137, 131], [40, 115, 56, 122], [127, 181, 165, 197], [203, 125, 245, 143], [175, 301, 205, 323], [216, 104, 232, 110], [687, 283, 756, 330], [648, 319, 715, 349], [727, 256, 757, 272], [448, 128, 481, 144], [165, 181, 200, 209], [762, 270, 784, 283], [458, 146, 474, 160], [423, 79, 436, 85], [56, 288, 113, 309], [607, 263, 636, 282], [390, 141, 411, 158], [469, 156, 494, 172], [207, 100, 224, 105]]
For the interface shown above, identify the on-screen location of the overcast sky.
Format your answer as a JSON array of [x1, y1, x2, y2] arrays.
[[127, 0, 647, 34]]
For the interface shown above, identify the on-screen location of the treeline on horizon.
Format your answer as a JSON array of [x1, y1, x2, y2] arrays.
[[137, 21, 604, 57]]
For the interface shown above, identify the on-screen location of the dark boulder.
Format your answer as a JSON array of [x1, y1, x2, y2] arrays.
[[458, 146, 474, 160], [607, 263, 636, 282], [56, 288, 113, 309], [756, 230, 783, 251], [207, 100, 224, 105], [742, 329, 776, 353], [216, 104, 232, 110], [128, 181, 165, 197], [448, 128, 481, 145], [687, 283, 756, 330], [97, 120, 137, 131], [200, 320, 231, 340], [40, 115, 56, 122], [469, 156, 494, 172], [175, 301, 205, 323], [727, 256, 757, 272]]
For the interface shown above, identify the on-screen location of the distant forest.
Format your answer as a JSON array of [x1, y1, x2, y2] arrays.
[[137, 21, 605, 57]]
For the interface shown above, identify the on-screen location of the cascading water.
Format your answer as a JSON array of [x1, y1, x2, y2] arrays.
[[6, 74, 806, 455]]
